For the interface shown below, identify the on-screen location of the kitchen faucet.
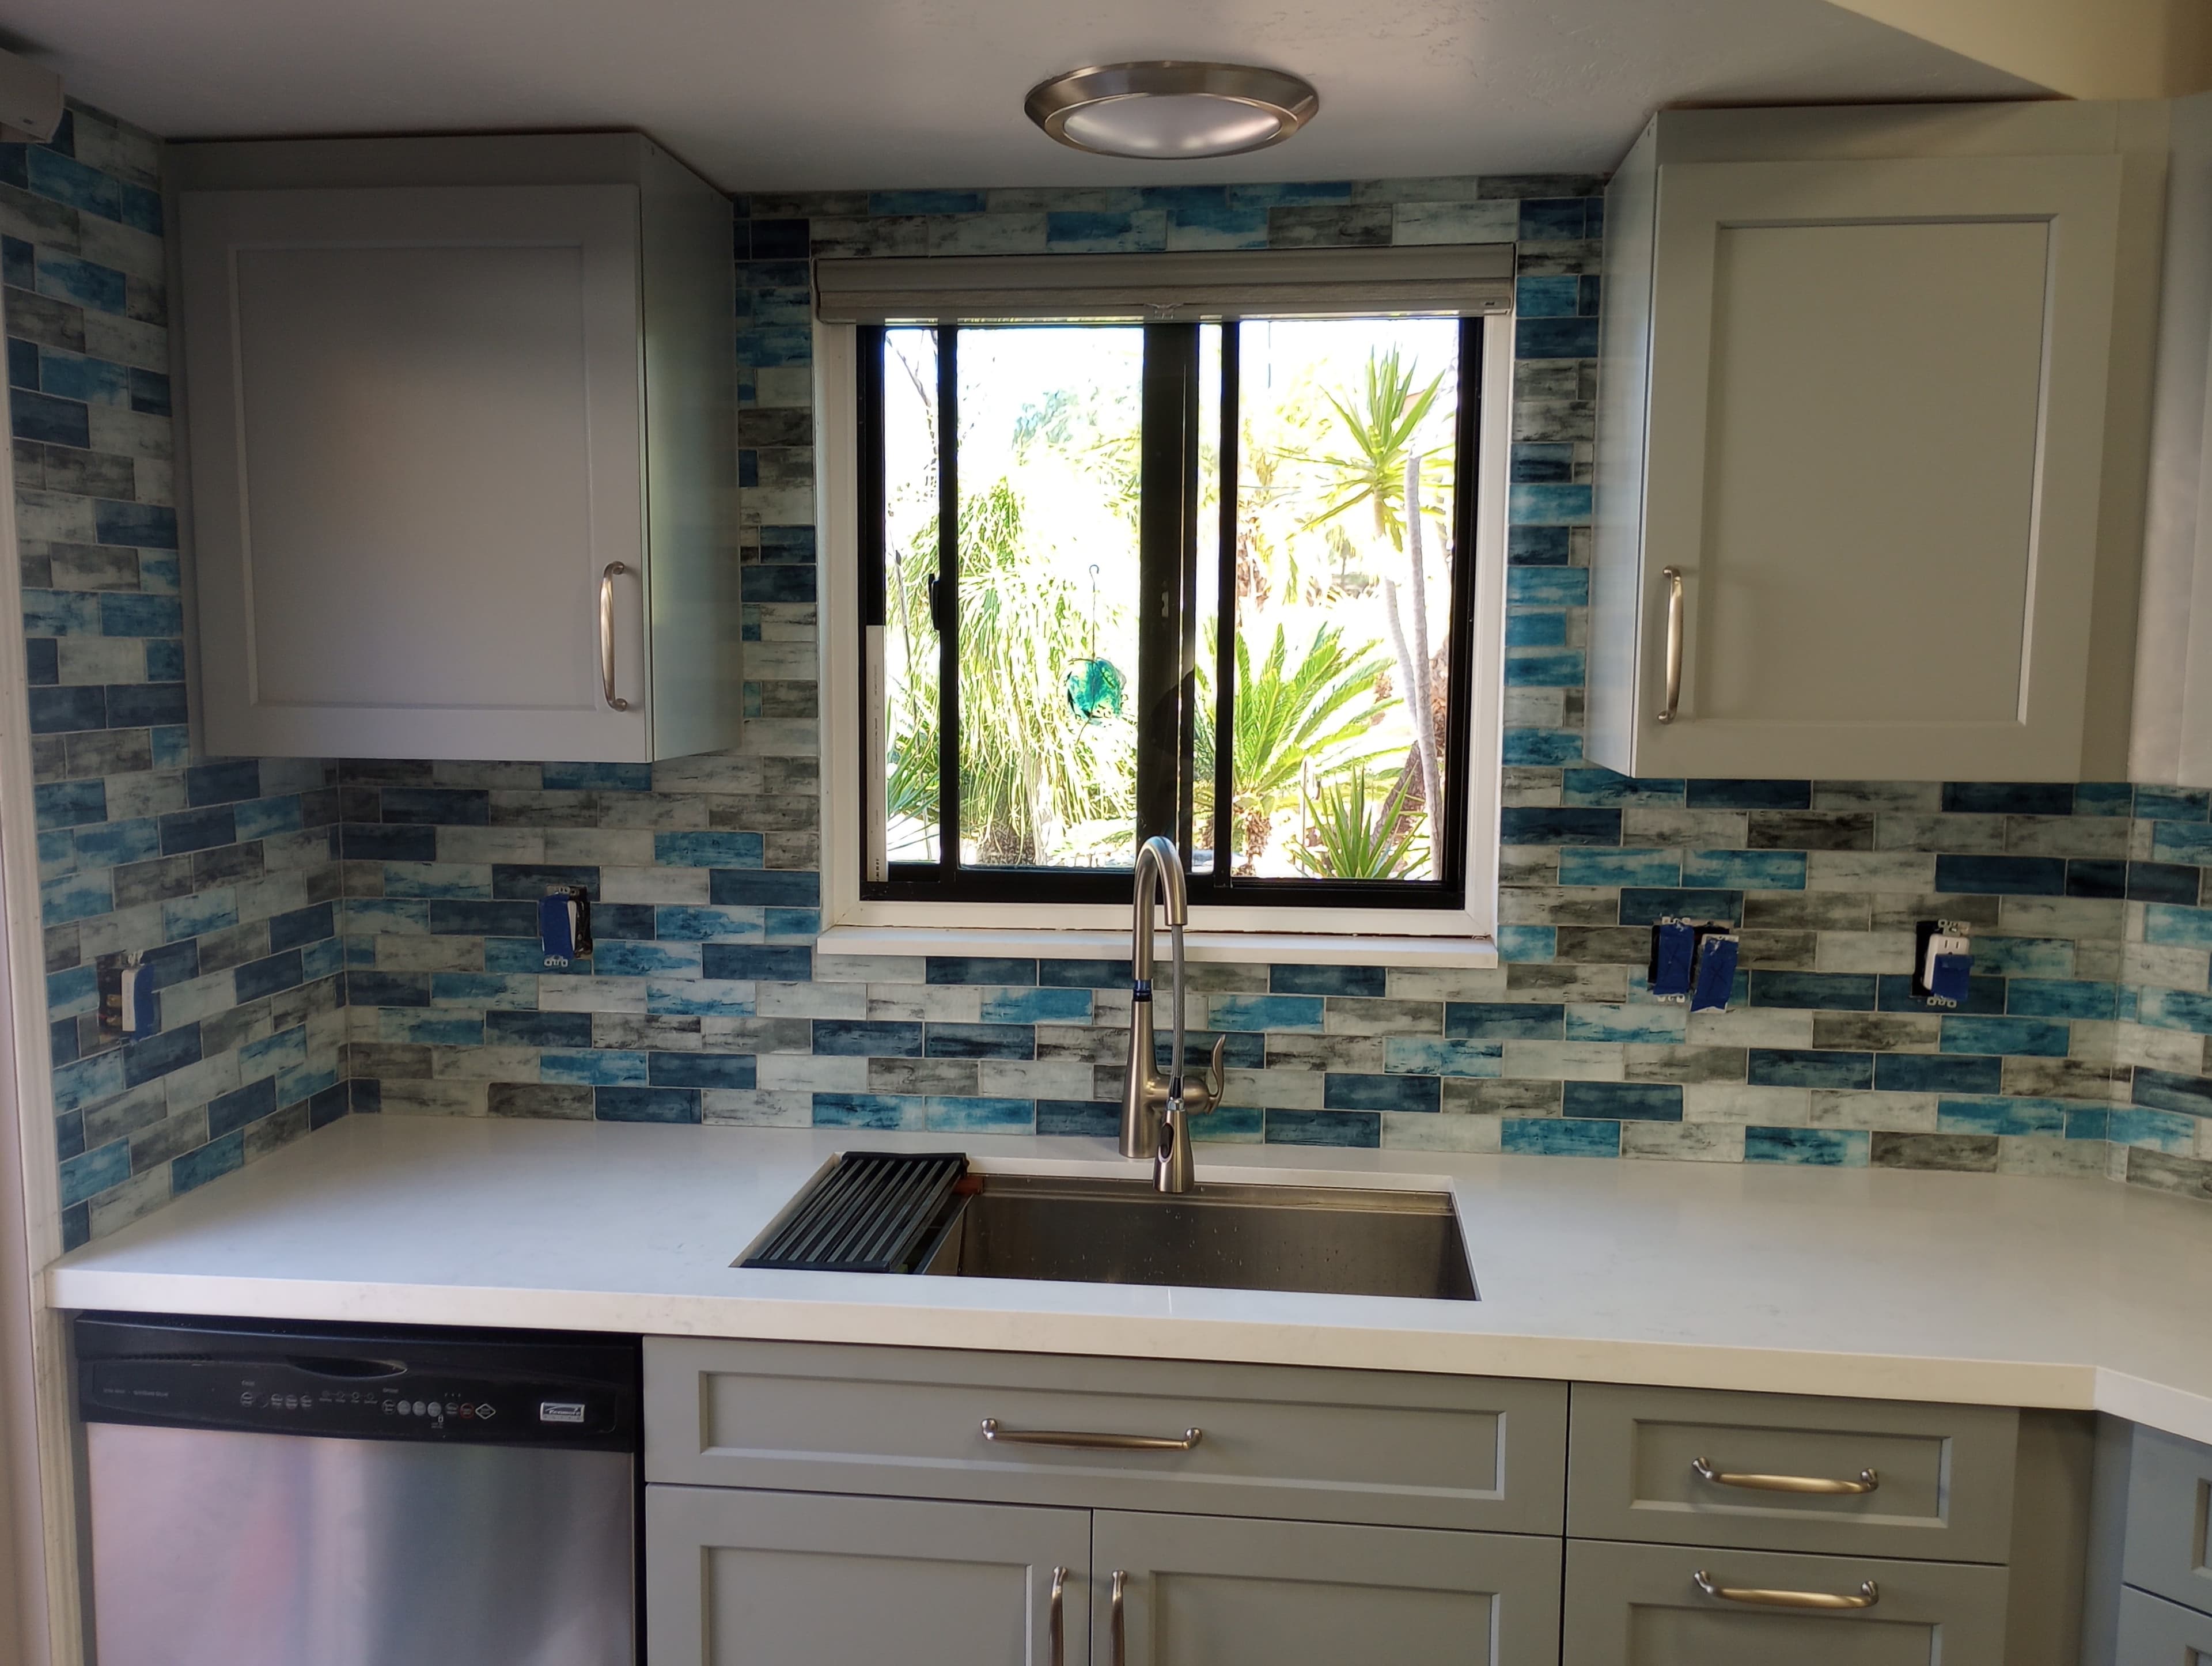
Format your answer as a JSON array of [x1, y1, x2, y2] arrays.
[[1122, 835, 1225, 1193]]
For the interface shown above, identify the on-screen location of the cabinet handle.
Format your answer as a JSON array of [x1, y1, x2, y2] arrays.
[[982, 1418, 1201, 1452], [600, 561, 631, 713], [1656, 565, 1684, 724], [1693, 1569, 1879, 1611], [1110, 1570, 1127, 1666], [1692, 1456, 1879, 1495], [1048, 1566, 1066, 1666]]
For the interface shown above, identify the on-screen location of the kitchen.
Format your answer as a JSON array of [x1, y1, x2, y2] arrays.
[[2, 1, 2211, 1662]]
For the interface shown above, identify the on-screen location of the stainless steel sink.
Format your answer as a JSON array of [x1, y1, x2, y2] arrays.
[[917, 1173, 1477, 1301]]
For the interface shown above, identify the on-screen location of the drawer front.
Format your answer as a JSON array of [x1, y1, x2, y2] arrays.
[[2125, 1427, 2212, 1614], [645, 1338, 1567, 1534], [1562, 1538, 2009, 1666], [2117, 1586, 2212, 1663], [1567, 1384, 2017, 1562]]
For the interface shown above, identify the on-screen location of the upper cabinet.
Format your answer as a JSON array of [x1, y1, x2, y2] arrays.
[[173, 135, 740, 762], [1589, 104, 2167, 782]]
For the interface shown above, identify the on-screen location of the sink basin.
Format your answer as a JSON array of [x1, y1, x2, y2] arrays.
[[918, 1173, 1477, 1301]]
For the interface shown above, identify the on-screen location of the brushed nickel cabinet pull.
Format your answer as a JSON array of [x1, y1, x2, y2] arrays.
[[982, 1418, 1201, 1452], [600, 561, 631, 712], [1693, 1456, 1879, 1495], [1110, 1570, 1127, 1666], [1694, 1569, 1879, 1611], [1048, 1566, 1066, 1666], [1656, 565, 1684, 724]]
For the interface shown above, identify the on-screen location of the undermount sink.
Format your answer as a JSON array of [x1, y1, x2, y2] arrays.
[[918, 1173, 1478, 1302]]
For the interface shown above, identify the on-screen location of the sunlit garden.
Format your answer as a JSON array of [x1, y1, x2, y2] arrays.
[[880, 317, 1461, 884]]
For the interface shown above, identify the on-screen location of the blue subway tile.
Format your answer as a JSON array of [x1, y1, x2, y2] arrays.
[[234, 949, 304, 1004], [171, 1132, 245, 1195], [1747, 970, 1876, 1011], [1873, 1052, 2003, 1095], [2135, 785, 2210, 821], [2143, 904, 2212, 949], [35, 780, 105, 830], [2131, 1069, 2212, 1116], [869, 189, 987, 215], [234, 796, 305, 841], [1446, 1001, 1564, 1040], [647, 979, 754, 1017], [595, 1086, 701, 1124], [1514, 275, 1579, 316], [541, 1050, 649, 1086], [429, 972, 537, 1009], [2138, 987, 2212, 1036], [1513, 316, 1599, 360], [1508, 525, 1571, 565], [1209, 994, 1323, 1031], [1383, 1038, 1503, 1077], [649, 1052, 756, 1089], [1877, 972, 2005, 1015], [1940, 1014, 2070, 1057], [23, 637, 55, 686], [29, 144, 122, 214], [658, 830, 766, 868], [1503, 729, 1585, 767], [813, 1018, 922, 1057], [926, 955, 1036, 986], [2109, 1107, 2197, 1152], [1682, 850, 1807, 891], [1507, 565, 1588, 606], [378, 786, 488, 826], [812, 1092, 925, 1130], [2128, 862, 2200, 906], [1496, 926, 1557, 963], [103, 683, 187, 727], [1744, 1126, 1868, 1166], [1563, 1081, 1682, 1122], [92, 501, 177, 550], [2005, 979, 2116, 1021], [1619, 888, 1743, 927], [926, 1096, 1036, 1133], [1501, 807, 1619, 846], [1558, 847, 1680, 888], [122, 1021, 202, 1088], [1508, 483, 1592, 523], [594, 941, 703, 978], [1505, 650, 1585, 687], [1747, 1049, 1872, 1089], [2064, 859, 2124, 900], [925, 1023, 1035, 1060], [343, 823, 438, 863], [11, 389, 89, 448], [1558, 770, 1683, 808], [1041, 958, 1132, 987], [1519, 198, 1590, 239], [1503, 1118, 1618, 1157], [1937, 1096, 2069, 1137], [979, 987, 1093, 1024], [654, 904, 763, 942], [708, 869, 819, 906], [2073, 782, 2135, 817], [28, 685, 104, 734], [703, 944, 811, 981], [181, 759, 261, 807], [22, 590, 100, 636], [1565, 1005, 1687, 1045], [1270, 964, 1385, 998], [488, 1010, 593, 1047], [377, 1010, 481, 1047], [1036, 1099, 1119, 1137], [491, 863, 600, 900], [1967, 936, 2073, 978], [1323, 1073, 1438, 1112], [1940, 782, 2075, 816], [2150, 823, 2212, 866], [346, 971, 431, 1007], [206, 1076, 279, 1139], [429, 899, 540, 937], [1931, 855, 2067, 896]]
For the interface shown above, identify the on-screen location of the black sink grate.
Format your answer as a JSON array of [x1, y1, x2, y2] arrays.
[[740, 1152, 968, 1273]]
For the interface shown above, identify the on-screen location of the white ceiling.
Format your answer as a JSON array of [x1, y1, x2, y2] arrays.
[[8, 0, 2044, 192]]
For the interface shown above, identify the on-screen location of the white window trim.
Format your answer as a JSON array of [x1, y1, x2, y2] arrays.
[[813, 313, 1512, 965]]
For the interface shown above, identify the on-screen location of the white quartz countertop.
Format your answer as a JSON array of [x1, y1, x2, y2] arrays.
[[44, 1116, 2212, 1444]]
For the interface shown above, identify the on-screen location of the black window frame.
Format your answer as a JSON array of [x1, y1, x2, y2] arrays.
[[858, 315, 1483, 911]]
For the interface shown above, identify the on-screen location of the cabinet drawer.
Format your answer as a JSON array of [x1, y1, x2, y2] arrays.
[[1567, 1384, 2017, 1562], [1562, 1538, 2009, 1666], [2124, 1426, 2212, 1614], [645, 1338, 1566, 1534], [2116, 1586, 2212, 1663]]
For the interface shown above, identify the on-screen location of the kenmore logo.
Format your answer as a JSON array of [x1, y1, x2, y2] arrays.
[[537, 1400, 587, 1424]]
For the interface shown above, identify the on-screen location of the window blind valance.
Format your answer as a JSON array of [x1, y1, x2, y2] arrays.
[[813, 243, 1516, 324]]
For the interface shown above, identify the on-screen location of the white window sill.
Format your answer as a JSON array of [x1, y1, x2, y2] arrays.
[[816, 924, 1500, 969]]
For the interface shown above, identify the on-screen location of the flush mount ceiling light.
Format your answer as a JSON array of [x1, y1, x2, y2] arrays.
[[1024, 61, 1320, 160]]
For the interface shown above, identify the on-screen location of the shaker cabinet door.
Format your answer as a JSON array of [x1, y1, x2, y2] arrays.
[[1089, 1509, 1561, 1666], [179, 184, 653, 760], [645, 1484, 1092, 1666], [1592, 149, 2123, 781]]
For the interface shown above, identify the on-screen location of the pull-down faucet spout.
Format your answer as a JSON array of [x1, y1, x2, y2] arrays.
[[1122, 836, 1224, 1192]]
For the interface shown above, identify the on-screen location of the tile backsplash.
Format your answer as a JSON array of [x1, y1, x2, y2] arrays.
[[12, 107, 2212, 1247]]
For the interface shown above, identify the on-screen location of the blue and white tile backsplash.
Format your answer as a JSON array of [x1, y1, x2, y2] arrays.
[[13, 107, 2212, 1247]]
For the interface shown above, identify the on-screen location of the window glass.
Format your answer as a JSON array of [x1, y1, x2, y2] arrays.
[[881, 327, 940, 864], [1226, 318, 1461, 881]]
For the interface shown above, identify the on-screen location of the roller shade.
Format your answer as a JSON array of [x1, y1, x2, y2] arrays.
[[813, 243, 1516, 324]]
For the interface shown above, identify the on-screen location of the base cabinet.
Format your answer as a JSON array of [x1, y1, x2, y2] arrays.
[[646, 1485, 1092, 1666], [1561, 1540, 2010, 1666], [1092, 1510, 1561, 1666]]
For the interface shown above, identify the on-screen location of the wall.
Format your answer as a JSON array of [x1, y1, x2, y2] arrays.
[[14, 122, 2212, 1247], [6, 103, 347, 1250]]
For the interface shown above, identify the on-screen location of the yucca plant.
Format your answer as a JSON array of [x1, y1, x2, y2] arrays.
[[1194, 622, 1396, 870], [1289, 771, 1427, 881]]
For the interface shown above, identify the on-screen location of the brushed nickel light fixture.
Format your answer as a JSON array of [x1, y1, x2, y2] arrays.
[[1024, 61, 1320, 160]]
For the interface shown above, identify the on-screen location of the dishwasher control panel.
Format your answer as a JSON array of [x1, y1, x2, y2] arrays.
[[74, 1315, 639, 1451]]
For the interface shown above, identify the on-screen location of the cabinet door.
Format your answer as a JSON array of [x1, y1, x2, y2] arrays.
[[646, 1484, 1090, 1666], [1090, 1510, 1560, 1666], [2115, 1586, 2212, 1662], [1594, 152, 2121, 780], [1563, 1538, 2008, 1666], [180, 184, 652, 760]]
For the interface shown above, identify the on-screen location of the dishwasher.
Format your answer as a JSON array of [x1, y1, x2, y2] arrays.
[[75, 1312, 639, 1666]]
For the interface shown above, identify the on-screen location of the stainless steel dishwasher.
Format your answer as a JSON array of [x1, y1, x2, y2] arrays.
[[76, 1312, 639, 1666]]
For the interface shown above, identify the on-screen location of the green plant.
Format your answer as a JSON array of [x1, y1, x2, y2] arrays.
[[1289, 771, 1427, 881], [888, 480, 1132, 865], [1194, 622, 1395, 870], [1301, 347, 1448, 551]]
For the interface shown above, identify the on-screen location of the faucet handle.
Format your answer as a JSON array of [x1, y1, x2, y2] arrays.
[[1196, 1033, 1226, 1112]]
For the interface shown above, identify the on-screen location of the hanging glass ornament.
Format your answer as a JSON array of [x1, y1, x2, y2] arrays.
[[1065, 564, 1126, 724]]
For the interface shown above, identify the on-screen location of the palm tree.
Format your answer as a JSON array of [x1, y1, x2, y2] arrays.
[[1301, 349, 1453, 865], [1195, 622, 1395, 871]]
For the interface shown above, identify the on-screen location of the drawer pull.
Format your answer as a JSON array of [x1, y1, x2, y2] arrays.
[[982, 1418, 1202, 1452], [1692, 1456, 1878, 1495], [1694, 1570, 1880, 1611], [599, 561, 632, 712], [1048, 1566, 1066, 1666], [1110, 1570, 1127, 1666], [1657, 565, 1684, 724]]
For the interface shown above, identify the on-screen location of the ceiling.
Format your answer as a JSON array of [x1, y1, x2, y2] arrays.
[[6, 0, 2045, 192]]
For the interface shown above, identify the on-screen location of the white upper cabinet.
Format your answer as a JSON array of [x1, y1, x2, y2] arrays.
[[175, 135, 739, 762], [1590, 104, 2165, 782]]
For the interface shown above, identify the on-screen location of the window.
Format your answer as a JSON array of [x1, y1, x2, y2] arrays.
[[858, 314, 1486, 915]]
